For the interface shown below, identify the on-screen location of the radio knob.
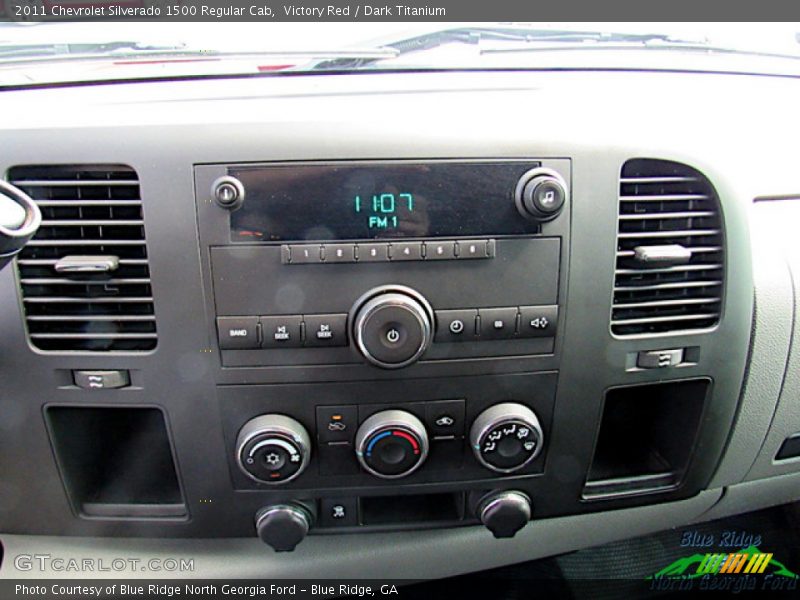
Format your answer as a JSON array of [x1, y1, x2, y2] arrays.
[[351, 286, 433, 369], [236, 415, 311, 485], [355, 410, 429, 479], [470, 403, 544, 473], [514, 168, 568, 221]]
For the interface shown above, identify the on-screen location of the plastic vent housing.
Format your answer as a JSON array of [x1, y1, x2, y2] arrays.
[[612, 159, 724, 336], [9, 165, 157, 351]]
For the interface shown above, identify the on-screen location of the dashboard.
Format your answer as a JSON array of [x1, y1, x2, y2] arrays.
[[1, 68, 800, 579]]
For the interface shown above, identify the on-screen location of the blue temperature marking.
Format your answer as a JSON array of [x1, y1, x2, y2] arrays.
[[366, 430, 392, 456]]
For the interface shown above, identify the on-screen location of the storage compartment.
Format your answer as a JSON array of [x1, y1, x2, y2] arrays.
[[360, 492, 464, 526], [583, 379, 710, 500], [46, 406, 186, 518]]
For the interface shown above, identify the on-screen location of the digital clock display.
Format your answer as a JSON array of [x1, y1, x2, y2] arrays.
[[229, 161, 541, 242]]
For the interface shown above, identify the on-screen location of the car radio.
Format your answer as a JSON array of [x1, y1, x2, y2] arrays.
[[195, 159, 570, 370]]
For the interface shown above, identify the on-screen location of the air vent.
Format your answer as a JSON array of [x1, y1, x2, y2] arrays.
[[612, 159, 723, 336], [9, 165, 157, 352]]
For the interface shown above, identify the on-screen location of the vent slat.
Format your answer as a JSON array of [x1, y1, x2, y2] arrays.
[[29, 332, 159, 340], [23, 296, 154, 304], [40, 220, 144, 227], [612, 159, 724, 336], [26, 315, 156, 322], [611, 313, 720, 326], [619, 194, 710, 202], [20, 278, 151, 285], [618, 211, 717, 221], [618, 229, 720, 239], [13, 179, 139, 187], [10, 165, 157, 352]]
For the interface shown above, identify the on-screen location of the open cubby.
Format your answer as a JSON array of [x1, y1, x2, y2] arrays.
[[46, 406, 186, 518], [583, 379, 710, 500], [360, 492, 464, 526]]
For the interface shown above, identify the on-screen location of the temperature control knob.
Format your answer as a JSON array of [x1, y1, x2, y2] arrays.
[[470, 403, 543, 473], [352, 286, 433, 369], [514, 168, 568, 222], [355, 410, 429, 479], [236, 415, 311, 484]]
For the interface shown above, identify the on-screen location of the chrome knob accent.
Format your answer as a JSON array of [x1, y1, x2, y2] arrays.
[[355, 410, 429, 479], [236, 415, 311, 485], [470, 403, 543, 473], [352, 286, 433, 369]]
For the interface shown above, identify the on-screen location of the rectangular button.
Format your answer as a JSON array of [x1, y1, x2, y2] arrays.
[[304, 314, 348, 347], [424, 240, 456, 260], [323, 243, 356, 263], [479, 307, 518, 339], [435, 309, 478, 342], [317, 405, 358, 443], [288, 244, 323, 264], [457, 239, 489, 259], [217, 316, 260, 349], [390, 241, 423, 261], [425, 399, 466, 437], [518, 305, 558, 338], [73, 370, 130, 390], [358, 243, 390, 262], [637, 348, 684, 369], [319, 497, 359, 527], [260, 315, 303, 348]]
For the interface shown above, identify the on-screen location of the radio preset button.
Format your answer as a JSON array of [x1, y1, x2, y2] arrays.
[[217, 316, 260, 350], [357, 243, 390, 262], [457, 239, 489, 259], [261, 315, 303, 348], [434, 309, 478, 343], [389, 241, 423, 261], [323, 244, 356, 263], [518, 305, 558, 338], [424, 241, 457, 260], [478, 307, 519, 340], [288, 244, 323, 264], [303, 313, 348, 347]]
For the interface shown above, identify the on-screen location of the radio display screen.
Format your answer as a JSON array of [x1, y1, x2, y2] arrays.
[[228, 161, 541, 242]]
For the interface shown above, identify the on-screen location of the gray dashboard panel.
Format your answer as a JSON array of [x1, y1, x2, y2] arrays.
[[0, 70, 797, 577]]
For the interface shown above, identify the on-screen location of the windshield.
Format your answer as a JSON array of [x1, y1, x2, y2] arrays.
[[1, 22, 800, 87]]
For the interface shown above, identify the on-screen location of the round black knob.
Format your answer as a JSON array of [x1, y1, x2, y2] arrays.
[[478, 491, 532, 539], [470, 403, 543, 473], [236, 415, 311, 485], [352, 286, 433, 369], [355, 410, 429, 479], [211, 176, 245, 210], [514, 168, 568, 221], [255, 502, 315, 552]]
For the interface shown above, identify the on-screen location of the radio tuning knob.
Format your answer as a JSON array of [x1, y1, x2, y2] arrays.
[[236, 415, 311, 485], [470, 403, 544, 473], [351, 286, 433, 369], [514, 168, 568, 222]]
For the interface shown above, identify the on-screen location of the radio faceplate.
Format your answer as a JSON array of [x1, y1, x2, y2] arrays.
[[195, 159, 570, 373]]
